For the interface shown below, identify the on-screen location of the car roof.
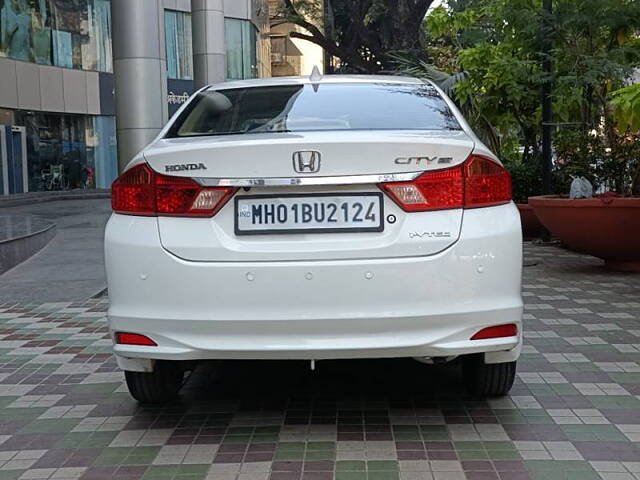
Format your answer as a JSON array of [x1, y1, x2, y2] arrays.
[[206, 74, 426, 91]]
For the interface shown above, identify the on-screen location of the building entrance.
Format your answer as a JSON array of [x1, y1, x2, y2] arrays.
[[0, 126, 29, 195]]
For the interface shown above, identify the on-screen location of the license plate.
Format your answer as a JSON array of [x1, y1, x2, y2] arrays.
[[235, 193, 384, 235]]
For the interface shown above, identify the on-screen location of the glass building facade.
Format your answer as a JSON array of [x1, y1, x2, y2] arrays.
[[1, 0, 116, 192], [0, 0, 269, 195], [165, 10, 192, 80], [225, 18, 259, 81], [14, 111, 117, 191], [0, 0, 112, 71]]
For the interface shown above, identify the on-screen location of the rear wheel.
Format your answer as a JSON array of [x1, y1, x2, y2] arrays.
[[124, 360, 185, 403], [463, 355, 516, 396]]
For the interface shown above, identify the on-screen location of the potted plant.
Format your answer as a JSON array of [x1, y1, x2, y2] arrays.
[[529, 115, 640, 271]]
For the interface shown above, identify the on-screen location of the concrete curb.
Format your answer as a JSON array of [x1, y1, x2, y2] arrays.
[[0, 190, 111, 208], [0, 219, 57, 275]]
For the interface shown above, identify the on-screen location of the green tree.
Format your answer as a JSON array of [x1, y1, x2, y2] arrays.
[[610, 84, 640, 195], [611, 83, 640, 132], [278, 0, 435, 72], [398, 0, 640, 197], [553, 0, 640, 128], [398, 0, 545, 163]]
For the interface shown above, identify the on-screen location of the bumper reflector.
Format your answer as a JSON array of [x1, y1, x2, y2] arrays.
[[115, 332, 157, 346], [471, 324, 518, 340]]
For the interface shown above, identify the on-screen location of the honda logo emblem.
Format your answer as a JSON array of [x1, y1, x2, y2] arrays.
[[292, 151, 321, 173]]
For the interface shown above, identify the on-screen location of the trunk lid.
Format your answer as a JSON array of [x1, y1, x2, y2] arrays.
[[147, 130, 475, 262], [145, 130, 473, 178]]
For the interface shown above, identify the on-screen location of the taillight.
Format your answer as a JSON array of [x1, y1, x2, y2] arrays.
[[379, 154, 511, 212], [381, 166, 464, 212], [111, 163, 236, 217], [110, 163, 156, 215], [464, 155, 512, 208]]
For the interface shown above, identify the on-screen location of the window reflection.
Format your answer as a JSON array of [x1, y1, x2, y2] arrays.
[[15, 111, 116, 191], [165, 10, 193, 80], [1, 0, 31, 61], [225, 18, 258, 80], [0, 0, 112, 72], [170, 84, 462, 138]]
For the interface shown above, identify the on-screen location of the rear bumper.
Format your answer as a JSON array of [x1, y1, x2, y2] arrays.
[[105, 203, 523, 366]]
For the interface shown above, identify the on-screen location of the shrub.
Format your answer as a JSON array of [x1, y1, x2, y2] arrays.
[[553, 129, 640, 196]]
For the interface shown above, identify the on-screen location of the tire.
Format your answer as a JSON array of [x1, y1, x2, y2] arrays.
[[124, 361, 185, 403], [462, 355, 516, 397]]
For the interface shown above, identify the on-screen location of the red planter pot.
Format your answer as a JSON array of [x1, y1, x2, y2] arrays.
[[516, 203, 543, 238], [529, 195, 640, 272]]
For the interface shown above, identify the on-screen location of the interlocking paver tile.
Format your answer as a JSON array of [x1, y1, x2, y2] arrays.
[[0, 244, 639, 479]]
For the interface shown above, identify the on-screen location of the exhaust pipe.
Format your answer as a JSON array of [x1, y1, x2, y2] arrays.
[[413, 356, 457, 365]]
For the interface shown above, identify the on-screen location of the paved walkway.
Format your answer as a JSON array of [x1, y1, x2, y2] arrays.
[[0, 243, 638, 480], [0, 199, 111, 302]]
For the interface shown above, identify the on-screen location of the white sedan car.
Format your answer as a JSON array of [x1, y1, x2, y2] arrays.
[[105, 75, 523, 403]]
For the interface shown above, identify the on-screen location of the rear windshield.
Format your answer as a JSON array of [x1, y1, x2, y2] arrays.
[[167, 83, 461, 137]]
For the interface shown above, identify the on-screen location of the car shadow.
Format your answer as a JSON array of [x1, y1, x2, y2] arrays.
[[180, 358, 469, 404]]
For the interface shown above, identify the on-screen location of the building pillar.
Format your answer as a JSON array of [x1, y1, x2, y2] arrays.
[[111, 0, 168, 171], [191, 0, 226, 89]]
